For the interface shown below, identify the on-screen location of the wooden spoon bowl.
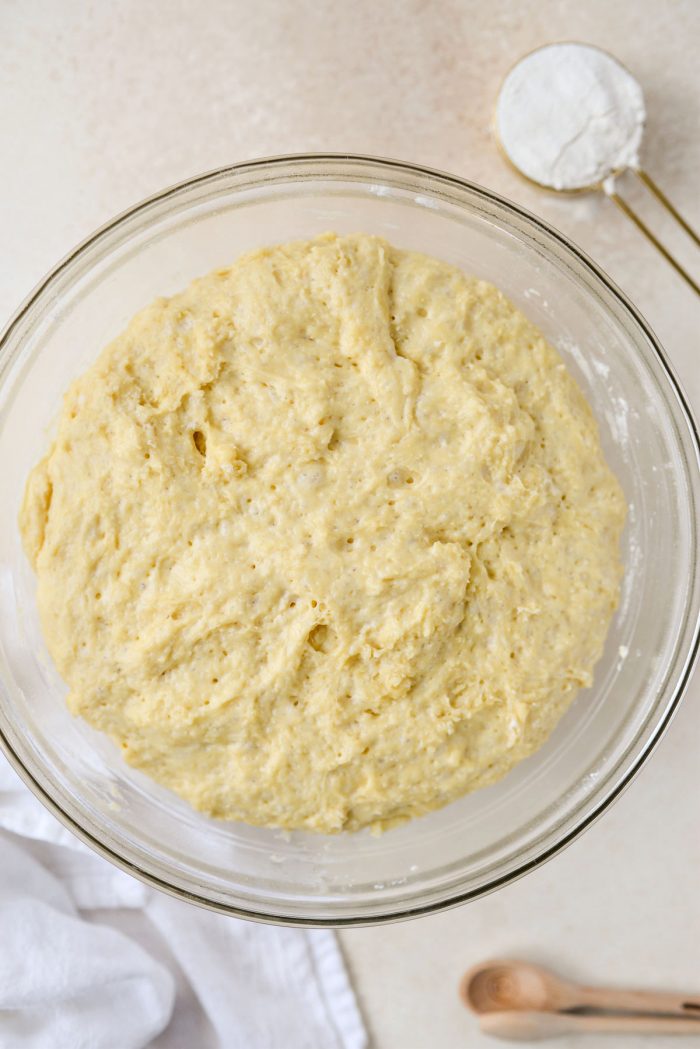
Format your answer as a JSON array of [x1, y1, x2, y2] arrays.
[[460, 959, 576, 1014]]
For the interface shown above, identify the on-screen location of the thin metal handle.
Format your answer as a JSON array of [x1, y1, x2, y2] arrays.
[[606, 183, 700, 297], [635, 169, 700, 249]]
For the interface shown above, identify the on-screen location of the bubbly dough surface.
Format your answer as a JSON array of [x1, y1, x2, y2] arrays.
[[21, 234, 625, 832]]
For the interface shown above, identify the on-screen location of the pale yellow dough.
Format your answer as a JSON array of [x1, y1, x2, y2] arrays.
[[21, 234, 625, 833]]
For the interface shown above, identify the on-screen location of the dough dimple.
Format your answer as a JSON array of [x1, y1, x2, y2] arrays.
[[20, 233, 626, 833]]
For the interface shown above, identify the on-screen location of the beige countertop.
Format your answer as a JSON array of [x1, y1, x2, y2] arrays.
[[3, 2, 699, 1047]]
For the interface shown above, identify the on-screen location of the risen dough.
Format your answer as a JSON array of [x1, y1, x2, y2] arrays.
[[21, 234, 625, 832]]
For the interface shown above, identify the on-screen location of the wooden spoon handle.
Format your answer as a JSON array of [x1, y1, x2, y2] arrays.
[[576, 1015, 700, 1035], [578, 985, 700, 1017], [480, 1010, 700, 1041]]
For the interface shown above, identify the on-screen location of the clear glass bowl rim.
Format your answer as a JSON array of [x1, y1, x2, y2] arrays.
[[1, 152, 699, 927]]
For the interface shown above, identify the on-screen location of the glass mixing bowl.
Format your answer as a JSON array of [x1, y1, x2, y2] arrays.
[[0, 155, 698, 926]]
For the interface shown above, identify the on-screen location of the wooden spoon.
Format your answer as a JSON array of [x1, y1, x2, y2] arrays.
[[479, 1011, 700, 1041], [460, 959, 700, 1018]]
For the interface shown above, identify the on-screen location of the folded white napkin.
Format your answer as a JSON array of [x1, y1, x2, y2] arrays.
[[0, 757, 367, 1049]]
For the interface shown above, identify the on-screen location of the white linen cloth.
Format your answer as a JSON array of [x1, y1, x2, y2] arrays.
[[0, 756, 367, 1049]]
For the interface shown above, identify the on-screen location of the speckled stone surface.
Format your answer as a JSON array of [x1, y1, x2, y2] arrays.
[[2, 3, 698, 1047]]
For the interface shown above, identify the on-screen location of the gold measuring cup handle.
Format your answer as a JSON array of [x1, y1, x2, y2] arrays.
[[636, 170, 700, 249], [606, 170, 700, 296]]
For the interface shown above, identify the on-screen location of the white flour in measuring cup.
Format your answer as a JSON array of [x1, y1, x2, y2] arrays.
[[495, 43, 646, 191]]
